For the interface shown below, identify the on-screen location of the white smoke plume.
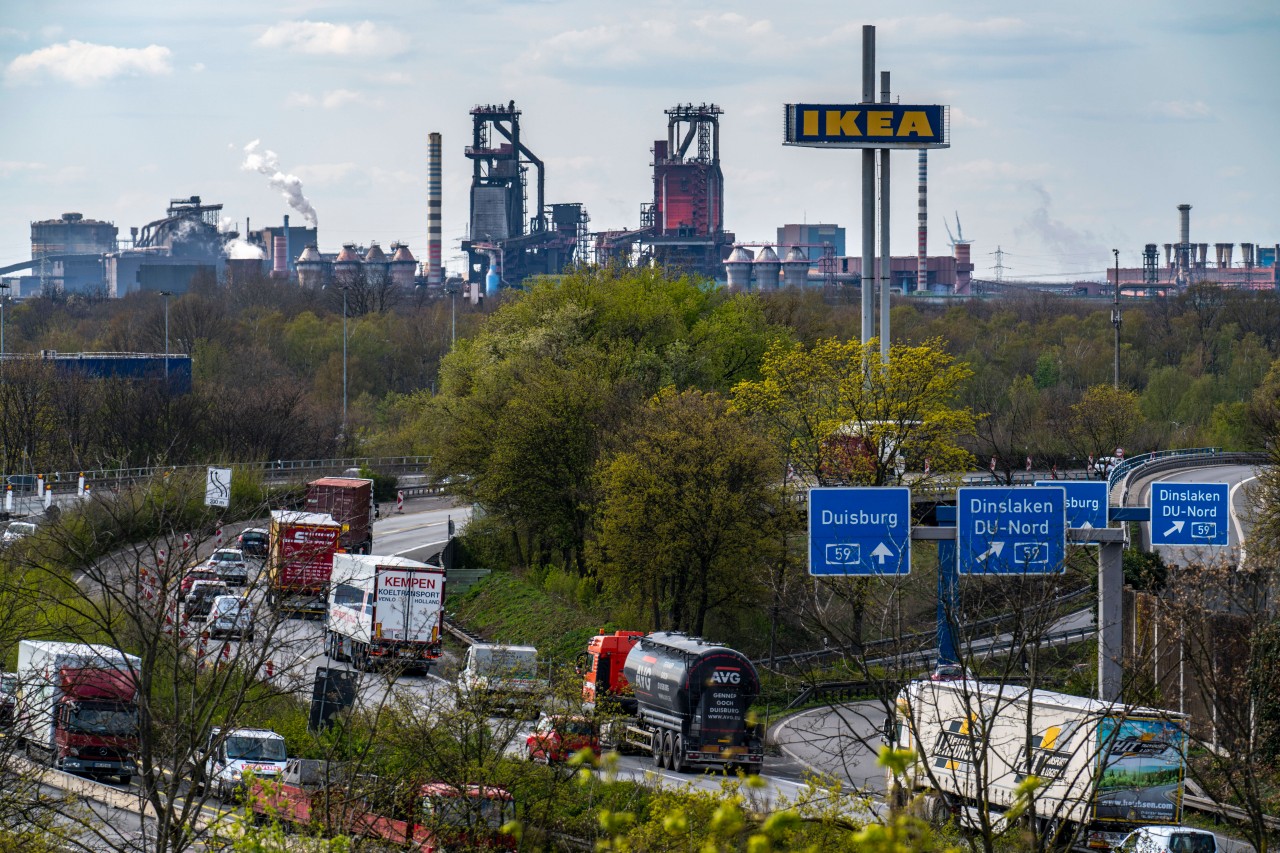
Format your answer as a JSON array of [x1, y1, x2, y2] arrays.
[[241, 139, 319, 226], [225, 238, 266, 260]]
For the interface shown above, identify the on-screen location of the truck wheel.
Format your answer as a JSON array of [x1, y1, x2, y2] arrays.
[[661, 731, 675, 770], [926, 794, 949, 827], [117, 774, 132, 786], [650, 735, 663, 768], [671, 735, 688, 773], [743, 762, 762, 776]]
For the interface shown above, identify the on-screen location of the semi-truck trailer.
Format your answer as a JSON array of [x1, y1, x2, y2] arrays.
[[248, 758, 515, 849], [887, 679, 1189, 850], [306, 477, 375, 555], [14, 640, 141, 783], [268, 510, 342, 614], [583, 630, 764, 774], [325, 554, 445, 673]]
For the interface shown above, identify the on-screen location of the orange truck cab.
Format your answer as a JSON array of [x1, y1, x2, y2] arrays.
[[581, 630, 643, 709]]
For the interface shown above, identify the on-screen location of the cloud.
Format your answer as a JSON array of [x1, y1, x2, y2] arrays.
[[286, 88, 375, 109], [6, 40, 172, 86], [520, 11, 784, 85], [0, 160, 44, 178], [1145, 100, 1212, 121], [191, 62, 206, 73], [949, 107, 987, 129], [256, 20, 409, 56]]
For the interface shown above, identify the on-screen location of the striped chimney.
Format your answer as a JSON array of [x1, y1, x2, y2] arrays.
[[917, 150, 927, 294], [427, 132, 443, 285]]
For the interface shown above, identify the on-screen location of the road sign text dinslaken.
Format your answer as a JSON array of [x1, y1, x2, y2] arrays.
[[957, 486, 1066, 575]]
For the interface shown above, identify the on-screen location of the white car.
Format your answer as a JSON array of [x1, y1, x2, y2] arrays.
[[207, 595, 255, 641], [1117, 826, 1217, 853], [205, 548, 250, 586], [1, 521, 36, 545]]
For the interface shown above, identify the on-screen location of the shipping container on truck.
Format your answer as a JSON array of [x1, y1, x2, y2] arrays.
[[268, 510, 342, 614], [887, 679, 1189, 851], [583, 630, 764, 774], [306, 477, 374, 555], [325, 554, 446, 674], [14, 640, 141, 783]]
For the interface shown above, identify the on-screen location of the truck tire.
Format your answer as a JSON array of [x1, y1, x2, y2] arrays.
[[926, 794, 949, 827], [661, 731, 674, 770], [117, 774, 131, 786], [651, 734, 663, 768], [671, 735, 688, 773]]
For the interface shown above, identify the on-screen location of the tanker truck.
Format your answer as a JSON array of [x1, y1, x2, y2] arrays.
[[887, 678, 1189, 851], [582, 630, 764, 774]]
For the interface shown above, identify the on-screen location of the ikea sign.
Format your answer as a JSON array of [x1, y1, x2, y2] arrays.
[[784, 104, 949, 149]]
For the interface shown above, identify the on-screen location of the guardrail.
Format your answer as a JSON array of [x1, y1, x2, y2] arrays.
[[3, 456, 433, 490], [1115, 449, 1267, 506], [1183, 793, 1280, 832], [758, 586, 1092, 669]]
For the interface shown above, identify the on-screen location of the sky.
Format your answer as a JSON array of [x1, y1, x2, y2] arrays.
[[2, 1, 1278, 281]]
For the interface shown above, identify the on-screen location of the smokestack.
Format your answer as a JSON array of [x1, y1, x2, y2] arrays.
[[283, 214, 291, 279], [917, 150, 927, 294], [1164, 243, 1173, 267], [1178, 204, 1191, 246], [1225, 243, 1234, 268], [1215, 243, 1227, 269], [272, 237, 286, 278], [1242, 243, 1255, 268], [428, 132, 443, 285], [1197, 243, 1208, 267]]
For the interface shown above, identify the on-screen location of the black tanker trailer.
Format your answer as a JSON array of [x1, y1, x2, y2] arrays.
[[614, 631, 764, 773]]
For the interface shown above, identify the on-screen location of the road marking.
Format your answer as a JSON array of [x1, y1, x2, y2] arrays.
[[1230, 474, 1257, 565], [392, 538, 449, 557]]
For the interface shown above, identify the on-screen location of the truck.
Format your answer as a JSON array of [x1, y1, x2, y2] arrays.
[[201, 726, 288, 802], [886, 679, 1189, 850], [457, 644, 549, 714], [582, 630, 764, 774], [267, 510, 342, 614], [306, 477, 375, 555], [325, 554, 446, 673], [248, 758, 515, 850], [13, 640, 141, 783]]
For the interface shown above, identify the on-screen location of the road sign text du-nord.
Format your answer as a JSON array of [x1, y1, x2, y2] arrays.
[[808, 487, 911, 577], [1150, 482, 1230, 546], [957, 486, 1066, 575]]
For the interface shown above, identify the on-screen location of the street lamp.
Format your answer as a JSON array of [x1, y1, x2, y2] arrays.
[[0, 280, 9, 365], [158, 290, 173, 384], [1111, 250, 1121, 389]]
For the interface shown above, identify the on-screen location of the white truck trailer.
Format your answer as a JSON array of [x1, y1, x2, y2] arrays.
[[888, 679, 1188, 850], [324, 554, 446, 673]]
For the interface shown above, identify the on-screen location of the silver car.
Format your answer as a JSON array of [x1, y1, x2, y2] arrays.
[[205, 548, 250, 586], [207, 596, 255, 641]]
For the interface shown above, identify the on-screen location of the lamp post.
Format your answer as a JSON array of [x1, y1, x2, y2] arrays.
[[341, 284, 349, 436], [1111, 250, 1121, 389], [0, 280, 9, 365], [158, 290, 173, 384]]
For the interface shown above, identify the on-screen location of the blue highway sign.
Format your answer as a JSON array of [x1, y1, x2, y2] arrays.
[[958, 486, 1066, 575], [1036, 480, 1109, 530], [808, 487, 911, 576], [1150, 482, 1230, 546]]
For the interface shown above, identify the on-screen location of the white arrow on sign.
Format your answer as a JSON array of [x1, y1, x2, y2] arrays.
[[977, 542, 1006, 562], [871, 542, 894, 564], [1163, 520, 1185, 537]]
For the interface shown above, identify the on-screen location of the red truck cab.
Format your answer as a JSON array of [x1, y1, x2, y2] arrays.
[[582, 630, 643, 707]]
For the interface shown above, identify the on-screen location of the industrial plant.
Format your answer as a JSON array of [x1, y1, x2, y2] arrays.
[[1, 100, 1276, 303]]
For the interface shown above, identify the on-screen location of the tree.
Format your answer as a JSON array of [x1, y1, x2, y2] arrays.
[[1068, 384, 1145, 460], [731, 336, 976, 488], [593, 387, 782, 635]]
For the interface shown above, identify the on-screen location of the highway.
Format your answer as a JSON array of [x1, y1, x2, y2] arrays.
[[1127, 462, 1261, 567]]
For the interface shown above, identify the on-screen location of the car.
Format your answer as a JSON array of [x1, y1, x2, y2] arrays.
[[237, 528, 269, 558], [207, 595, 255, 641], [929, 663, 966, 681], [180, 566, 221, 595], [525, 715, 599, 764], [205, 548, 250, 586], [1117, 826, 1217, 853], [184, 580, 231, 620], [1, 520, 37, 545]]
